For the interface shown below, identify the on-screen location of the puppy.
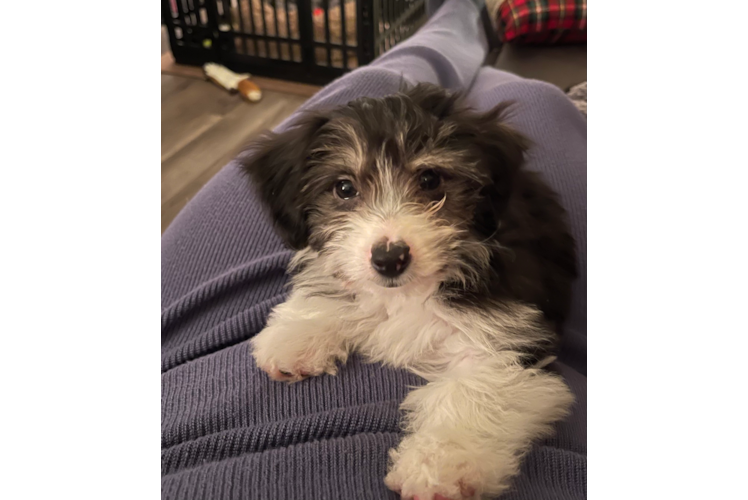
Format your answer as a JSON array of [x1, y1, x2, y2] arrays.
[[241, 83, 577, 500]]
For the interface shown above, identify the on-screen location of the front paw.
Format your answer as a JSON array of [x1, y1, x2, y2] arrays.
[[257, 364, 315, 383], [250, 325, 342, 383], [385, 435, 511, 500]]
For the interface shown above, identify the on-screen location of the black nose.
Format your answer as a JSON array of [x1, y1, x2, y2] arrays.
[[371, 239, 410, 278]]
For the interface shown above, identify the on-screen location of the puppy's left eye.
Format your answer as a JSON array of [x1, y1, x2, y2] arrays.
[[334, 179, 359, 200], [419, 169, 441, 191]]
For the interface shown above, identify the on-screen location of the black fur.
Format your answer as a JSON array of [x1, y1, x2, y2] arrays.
[[441, 166, 578, 328], [241, 113, 329, 249]]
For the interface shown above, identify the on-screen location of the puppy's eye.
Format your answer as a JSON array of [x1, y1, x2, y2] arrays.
[[419, 169, 441, 191], [334, 179, 359, 200]]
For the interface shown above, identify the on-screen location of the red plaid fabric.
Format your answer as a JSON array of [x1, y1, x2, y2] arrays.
[[496, 0, 587, 44]]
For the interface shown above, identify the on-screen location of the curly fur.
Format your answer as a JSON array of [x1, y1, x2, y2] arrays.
[[241, 83, 577, 500]]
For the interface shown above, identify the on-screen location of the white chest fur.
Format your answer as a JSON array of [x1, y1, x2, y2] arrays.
[[353, 286, 457, 369]]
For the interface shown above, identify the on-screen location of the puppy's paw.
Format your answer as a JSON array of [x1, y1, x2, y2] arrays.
[[258, 364, 315, 383], [250, 325, 342, 383], [385, 436, 507, 500]]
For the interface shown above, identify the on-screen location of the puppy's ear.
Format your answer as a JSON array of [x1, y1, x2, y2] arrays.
[[241, 113, 329, 250], [450, 103, 531, 235], [464, 102, 529, 194]]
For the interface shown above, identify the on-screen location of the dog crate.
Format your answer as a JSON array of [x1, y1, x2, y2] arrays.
[[163, 0, 429, 85]]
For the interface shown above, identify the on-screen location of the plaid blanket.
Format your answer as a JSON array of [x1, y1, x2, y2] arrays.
[[497, 0, 587, 44]]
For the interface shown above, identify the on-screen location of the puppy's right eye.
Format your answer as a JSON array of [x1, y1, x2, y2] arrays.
[[419, 169, 441, 191], [334, 179, 359, 200]]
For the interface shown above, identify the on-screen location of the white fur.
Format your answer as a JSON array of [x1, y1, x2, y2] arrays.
[[250, 193, 573, 499]]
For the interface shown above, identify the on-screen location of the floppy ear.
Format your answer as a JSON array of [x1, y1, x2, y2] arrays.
[[240, 113, 329, 250], [466, 103, 529, 195], [449, 102, 531, 236]]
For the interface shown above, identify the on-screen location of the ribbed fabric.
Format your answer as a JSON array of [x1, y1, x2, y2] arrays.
[[161, 0, 587, 498]]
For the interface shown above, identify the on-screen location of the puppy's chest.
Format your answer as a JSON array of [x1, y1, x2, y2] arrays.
[[355, 291, 457, 364], [359, 290, 436, 324]]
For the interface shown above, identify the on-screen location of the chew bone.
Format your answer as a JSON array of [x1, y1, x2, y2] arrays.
[[202, 63, 262, 102]]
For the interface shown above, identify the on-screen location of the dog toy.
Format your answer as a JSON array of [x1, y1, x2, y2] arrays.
[[203, 63, 262, 102]]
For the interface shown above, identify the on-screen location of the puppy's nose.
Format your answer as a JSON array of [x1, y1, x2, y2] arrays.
[[371, 239, 410, 278]]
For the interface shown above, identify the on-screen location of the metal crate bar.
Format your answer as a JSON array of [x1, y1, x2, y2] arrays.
[[324, 0, 332, 66], [235, 0, 249, 54], [272, 0, 280, 38], [340, 0, 348, 68], [284, 0, 292, 39], [260, 0, 270, 55], [246, 0, 259, 54]]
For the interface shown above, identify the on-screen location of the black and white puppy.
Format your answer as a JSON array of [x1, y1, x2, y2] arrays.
[[241, 83, 577, 500]]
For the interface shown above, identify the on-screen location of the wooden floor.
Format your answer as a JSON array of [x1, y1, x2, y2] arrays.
[[161, 31, 308, 232]]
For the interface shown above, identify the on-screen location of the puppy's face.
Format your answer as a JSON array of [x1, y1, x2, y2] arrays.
[[243, 84, 528, 292]]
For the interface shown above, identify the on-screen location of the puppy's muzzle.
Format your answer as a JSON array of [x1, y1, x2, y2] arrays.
[[371, 239, 410, 278]]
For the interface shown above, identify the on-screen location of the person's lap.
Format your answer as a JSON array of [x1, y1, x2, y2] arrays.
[[162, 1, 586, 498]]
